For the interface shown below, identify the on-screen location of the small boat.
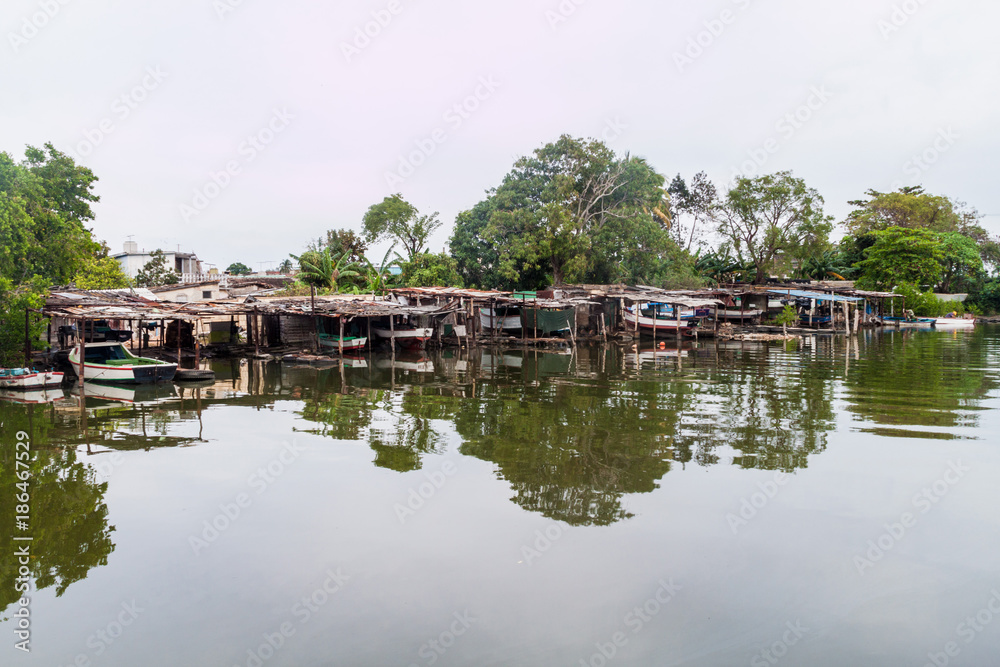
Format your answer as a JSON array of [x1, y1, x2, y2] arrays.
[[0, 367, 64, 390], [933, 316, 976, 328], [371, 326, 434, 350], [318, 334, 368, 351], [622, 308, 698, 337], [712, 308, 763, 321], [68, 342, 177, 384], [882, 316, 935, 327]]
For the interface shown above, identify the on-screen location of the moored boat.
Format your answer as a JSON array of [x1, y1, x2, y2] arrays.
[[933, 316, 976, 328], [68, 342, 177, 384], [882, 316, 936, 327], [371, 326, 434, 350], [0, 368, 64, 390], [622, 308, 698, 337], [318, 334, 368, 351]]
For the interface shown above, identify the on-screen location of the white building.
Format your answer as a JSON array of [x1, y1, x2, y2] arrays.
[[113, 241, 212, 283]]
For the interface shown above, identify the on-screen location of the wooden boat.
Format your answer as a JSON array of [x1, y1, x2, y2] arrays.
[[933, 316, 976, 328], [715, 308, 763, 321], [0, 368, 64, 390], [480, 307, 522, 332], [371, 326, 434, 350], [623, 309, 698, 337], [68, 342, 177, 384], [882, 316, 935, 327], [318, 334, 368, 351]]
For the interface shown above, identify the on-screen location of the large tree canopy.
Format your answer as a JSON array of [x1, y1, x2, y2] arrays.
[[844, 186, 999, 271], [450, 135, 691, 289], [715, 171, 832, 284], [854, 227, 945, 290], [362, 194, 442, 261], [0, 143, 102, 285]]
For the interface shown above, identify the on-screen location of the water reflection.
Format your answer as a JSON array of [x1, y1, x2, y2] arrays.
[[0, 404, 116, 615]]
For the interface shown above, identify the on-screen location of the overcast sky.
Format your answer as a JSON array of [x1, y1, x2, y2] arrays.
[[4, 0, 999, 272]]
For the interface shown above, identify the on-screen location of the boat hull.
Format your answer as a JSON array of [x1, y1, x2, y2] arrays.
[[0, 370, 64, 390], [372, 328, 433, 350], [934, 318, 975, 328], [68, 344, 177, 384], [623, 311, 698, 337], [318, 336, 368, 351]]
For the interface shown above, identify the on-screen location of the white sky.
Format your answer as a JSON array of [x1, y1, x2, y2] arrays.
[[3, 0, 999, 272]]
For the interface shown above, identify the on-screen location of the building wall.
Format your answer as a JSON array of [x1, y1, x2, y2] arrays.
[[153, 283, 221, 303], [113, 242, 204, 280]]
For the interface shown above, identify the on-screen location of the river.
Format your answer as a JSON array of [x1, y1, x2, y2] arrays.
[[2, 326, 999, 666]]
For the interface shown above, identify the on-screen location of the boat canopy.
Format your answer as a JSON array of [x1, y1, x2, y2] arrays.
[[767, 289, 864, 303]]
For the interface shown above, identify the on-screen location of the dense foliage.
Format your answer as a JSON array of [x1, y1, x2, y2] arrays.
[[450, 135, 697, 290]]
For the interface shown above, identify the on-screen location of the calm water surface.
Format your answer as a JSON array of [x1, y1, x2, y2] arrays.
[[3, 327, 1000, 666]]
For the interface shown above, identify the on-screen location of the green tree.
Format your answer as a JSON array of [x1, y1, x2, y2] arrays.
[[359, 247, 396, 294], [277, 259, 293, 274], [936, 232, 983, 293], [0, 276, 48, 366], [226, 262, 252, 275], [715, 171, 832, 284], [845, 186, 1000, 270], [323, 228, 369, 265], [667, 171, 718, 251], [450, 135, 683, 288], [290, 248, 360, 292], [134, 250, 179, 287], [362, 195, 442, 261], [400, 252, 464, 287], [73, 257, 130, 289], [854, 227, 944, 290], [0, 144, 102, 285]]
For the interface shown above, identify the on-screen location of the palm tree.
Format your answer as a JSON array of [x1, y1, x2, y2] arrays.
[[799, 250, 851, 281], [361, 247, 396, 295], [277, 259, 293, 274], [290, 249, 360, 292]]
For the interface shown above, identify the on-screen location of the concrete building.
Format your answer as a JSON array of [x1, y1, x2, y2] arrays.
[[113, 241, 211, 283]]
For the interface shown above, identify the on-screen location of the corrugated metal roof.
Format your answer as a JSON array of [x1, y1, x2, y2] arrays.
[[767, 289, 864, 302]]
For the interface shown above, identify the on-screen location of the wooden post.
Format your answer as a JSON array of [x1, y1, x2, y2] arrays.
[[24, 308, 31, 366], [78, 318, 86, 382], [571, 306, 577, 348], [633, 301, 639, 338], [652, 303, 657, 346], [338, 316, 344, 356], [676, 302, 682, 344], [195, 337, 201, 366], [253, 307, 260, 355], [389, 313, 395, 350], [177, 319, 182, 362]]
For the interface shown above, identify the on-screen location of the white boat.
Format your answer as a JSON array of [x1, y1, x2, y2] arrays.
[[318, 334, 368, 351], [0, 368, 64, 390], [933, 317, 976, 328], [715, 308, 763, 321], [68, 342, 177, 384], [480, 307, 521, 332], [371, 326, 434, 350], [623, 309, 698, 337], [882, 316, 936, 327]]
